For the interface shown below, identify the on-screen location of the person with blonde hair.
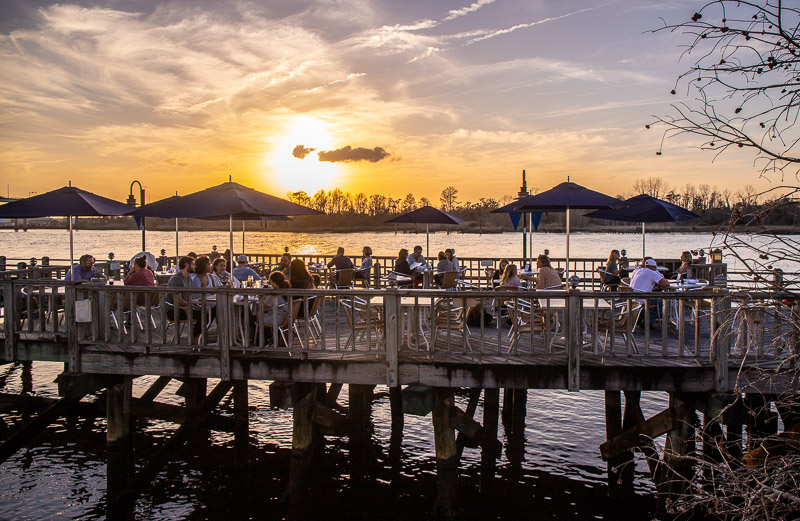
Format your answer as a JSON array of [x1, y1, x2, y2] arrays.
[[499, 263, 523, 288]]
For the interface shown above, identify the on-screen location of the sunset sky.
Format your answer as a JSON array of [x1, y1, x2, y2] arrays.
[[0, 0, 778, 205]]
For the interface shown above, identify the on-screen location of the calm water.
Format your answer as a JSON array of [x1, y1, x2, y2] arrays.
[[0, 230, 792, 519]]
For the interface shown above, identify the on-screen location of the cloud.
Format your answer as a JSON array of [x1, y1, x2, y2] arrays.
[[444, 0, 497, 21], [467, 4, 610, 45], [292, 145, 316, 159], [318, 146, 390, 163]]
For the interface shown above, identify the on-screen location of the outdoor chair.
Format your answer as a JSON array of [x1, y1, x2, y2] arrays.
[[296, 295, 324, 346], [598, 298, 643, 355], [431, 298, 473, 351], [278, 298, 304, 349], [435, 271, 459, 290], [340, 296, 383, 350], [329, 268, 355, 290], [504, 298, 549, 352]]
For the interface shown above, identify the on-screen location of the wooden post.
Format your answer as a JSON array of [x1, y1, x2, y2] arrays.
[[106, 377, 132, 516], [566, 291, 582, 391], [618, 391, 641, 494], [233, 379, 249, 467], [604, 390, 624, 496], [480, 388, 500, 493], [287, 383, 316, 521], [349, 384, 373, 446], [389, 386, 404, 433], [65, 285, 79, 373], [3, 282, 16, 360], [432, 387, 458, 520], [217, 293, 232, 381], [711, 290, 730, 392], [657, 392, 696, 515]]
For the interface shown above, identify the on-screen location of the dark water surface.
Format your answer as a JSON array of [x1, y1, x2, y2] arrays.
[[0, 362, 664, 520]]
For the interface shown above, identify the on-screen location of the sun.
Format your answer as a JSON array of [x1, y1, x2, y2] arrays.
[[265, 116, 342, 195]]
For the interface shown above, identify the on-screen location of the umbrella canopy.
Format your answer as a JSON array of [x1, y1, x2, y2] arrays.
[[586, 194, 700, 258], [493, 181, 621, 279], [0, 186, 133, 273], [128, 182, 321, 260], [129, 251, 158, 271], [386, 206, 464, 259]]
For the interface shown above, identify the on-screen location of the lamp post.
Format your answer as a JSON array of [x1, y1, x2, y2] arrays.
[[127, 180, 146, 250]]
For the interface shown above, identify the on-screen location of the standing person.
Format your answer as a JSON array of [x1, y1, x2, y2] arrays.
[[354, 246, 373, 287], [166, 256, 204, 341], [124, 255, 156, 306], [327, 247, 354, 285], [407, 245, 427, 285], [434, 251, 454, 286], [232, 254, 262, 283], [64, 254, 96, 281]]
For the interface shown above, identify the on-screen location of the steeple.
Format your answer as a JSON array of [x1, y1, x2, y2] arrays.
[[518, 169, 529, 198]]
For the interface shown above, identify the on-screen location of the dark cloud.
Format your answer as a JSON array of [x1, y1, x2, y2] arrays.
[[317, 146, 390, 163], [292, 145, 316, 159]]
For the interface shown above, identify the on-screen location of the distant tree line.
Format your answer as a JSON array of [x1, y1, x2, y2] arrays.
[[284, 179, 796, 228]]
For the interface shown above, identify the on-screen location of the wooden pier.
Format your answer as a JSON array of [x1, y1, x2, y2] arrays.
[[1, 273, 798, 518]]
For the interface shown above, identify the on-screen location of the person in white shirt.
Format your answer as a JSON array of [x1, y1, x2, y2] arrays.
[[629, 258, 669, 328]]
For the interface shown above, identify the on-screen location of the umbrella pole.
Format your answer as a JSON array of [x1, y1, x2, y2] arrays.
[[229, 214, 234, 262], [565, 207, 570, 280], [242, 221, 245, 254], [175, 218, 179, 263], [69, 215, 74, 276], [426, 224, 429, 260], [642, 222, 646, 259]]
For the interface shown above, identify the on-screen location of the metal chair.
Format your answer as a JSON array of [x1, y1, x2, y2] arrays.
[[340, 296, 383, 350], [431, 298, 473, 351]]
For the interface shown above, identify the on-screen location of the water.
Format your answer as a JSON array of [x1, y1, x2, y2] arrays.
[[0, 229, 792, 519]]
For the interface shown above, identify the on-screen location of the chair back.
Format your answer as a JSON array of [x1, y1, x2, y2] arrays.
[[336, 269, 354, 287], [441, 271, 458, 289]]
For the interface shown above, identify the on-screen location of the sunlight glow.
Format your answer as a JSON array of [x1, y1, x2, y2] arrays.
[[265, 116, 342, 194]]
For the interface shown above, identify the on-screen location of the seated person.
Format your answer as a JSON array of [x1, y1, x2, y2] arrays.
[[630, 259, 670, 327], [232, 254, 262, 283], [434, 251, 454, 286], [289, 259, 316, 319], [407, 245, 427, 284], [189, 255, 217, 323], [124, 255, 156, 306], [252, 271, 290, 342], [393, 248, 414, 287], [64, 254, 96, 281], [211, 258, 240, 287], [533, 254, 562, 289], [166, 256, 204, 341], [354, 246, 373, 286], [327, 247, 354, 285], [270, 253, 292, 279], [487, 258, 510, 288], [499, 264, 523, 289], [602, 249, 622, 289], [675, 251, 692, 279], [445, 249, 460, 276]]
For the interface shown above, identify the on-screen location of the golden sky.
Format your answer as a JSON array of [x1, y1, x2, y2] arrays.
[[0, 0, 781, 205]]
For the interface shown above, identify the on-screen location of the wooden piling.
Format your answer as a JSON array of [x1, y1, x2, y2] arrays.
[[604, 390, 624, 496], [348, 384, 373, 446], [233, 379, 249, 467], [432, 387, 458, 520], [389, 386, 404, 433], [656, 392, 696, 514], [480, 387, 499, 493], [287, 382, 316, 521], [106, 377, 132, 517]]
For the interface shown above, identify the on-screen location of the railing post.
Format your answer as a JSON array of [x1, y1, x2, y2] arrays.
[[3, 281, 17, 361], [566, 290, 582, 391], [385, 288, 400, 387], [711, 289, 729, 392], [218, 291, 232, 381], [65, 285, 80, 373], [373, 261, 381, 289]]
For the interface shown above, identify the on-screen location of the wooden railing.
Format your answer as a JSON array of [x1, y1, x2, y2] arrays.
[[2, 280, 797, 391]]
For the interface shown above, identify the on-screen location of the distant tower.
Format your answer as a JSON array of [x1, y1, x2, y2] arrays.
[[518, 169, 530, 199]]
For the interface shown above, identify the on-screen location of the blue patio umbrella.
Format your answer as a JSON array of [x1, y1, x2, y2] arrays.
[[386, 206, 464, 259], [0, 185, 133, 274], [493, 181, 621, 278], [585, 194, 699, 259], [128, 182, 320, 261]]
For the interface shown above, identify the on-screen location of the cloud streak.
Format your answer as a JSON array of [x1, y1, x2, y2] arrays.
[[467, 4, 610, 44], [317, 146, 391, 163]]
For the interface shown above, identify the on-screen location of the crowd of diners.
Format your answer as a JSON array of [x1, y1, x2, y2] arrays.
[[60, 245, 703, 342]]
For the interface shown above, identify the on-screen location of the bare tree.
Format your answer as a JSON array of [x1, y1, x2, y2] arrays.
[[419, 196, 431, 207], [368, 194, 387, 216], [651, 1, 800, 180], [440, 186, 458, 212], [312, 189, 328, 213], [402, 193, 416, 212], [632, 176, 671, 198], [353, 192, 368, 215]]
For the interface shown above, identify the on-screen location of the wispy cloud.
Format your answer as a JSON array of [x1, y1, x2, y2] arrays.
[[467, 4, 611, 44], [444, 0, 496, 21]]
